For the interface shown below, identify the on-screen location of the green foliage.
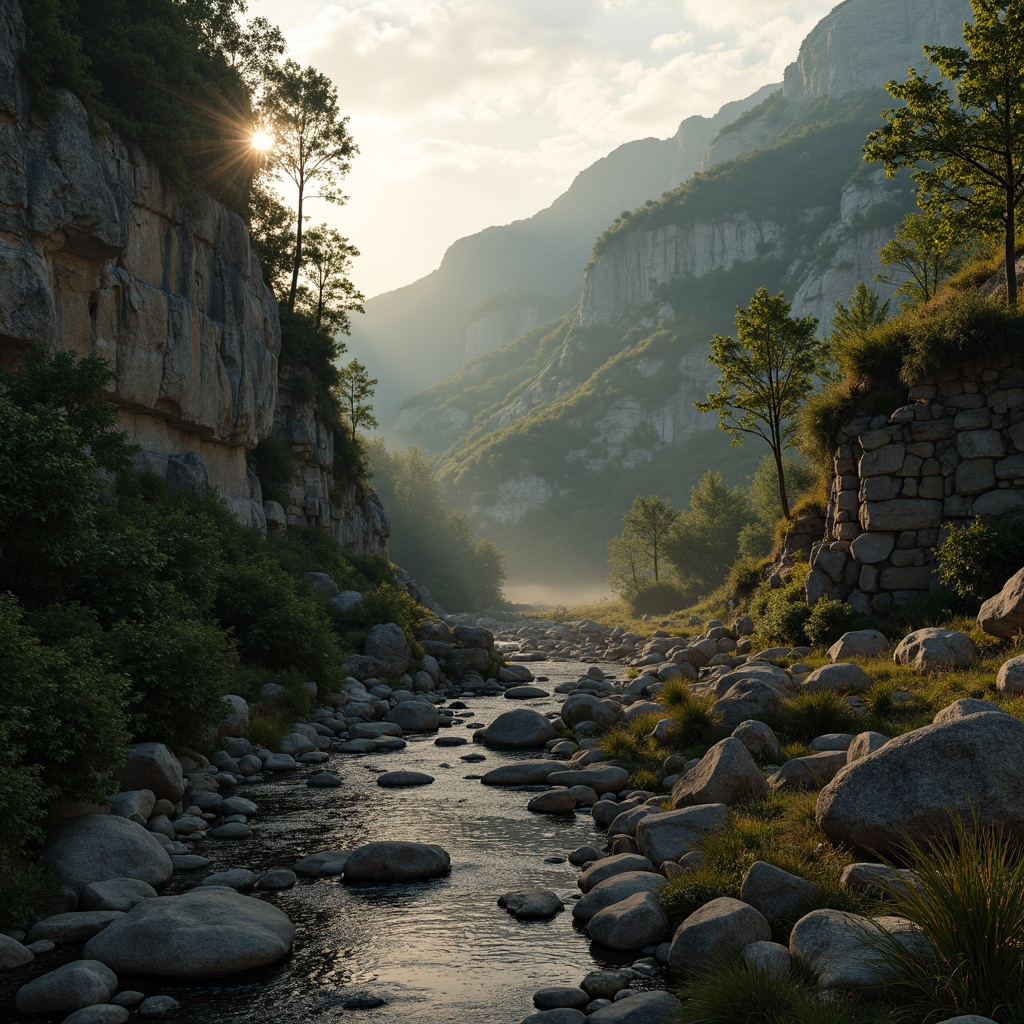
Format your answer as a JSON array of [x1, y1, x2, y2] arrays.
[[103, 615, 237, 749], [0, 593, 130, 864], [368, 442, 507, 611], [20, 0, 273, 209], [330, 583, 429, 655], [655, 677, 692, 711], [660, 867, 740, 926], [804, 598, 860, 649], [665, 471, 752, 597], [878, 211, 973, 304], [336, 359, 378, 441], [214, 558, 343, 692], [866, 815, 1024, 1023], [675, 960, 856, 1024], [629, 582, 688, 616], [295, 225, 364, 337], [267, 524, 392, 591], [727, 555, 774, 603], [696, 288, 826, 518], [773, 691, 856, 744], [739, 456, 816, 558], [751, 570, 812, 647], [864, 0, 1024, 306], [244, 707, 292, 751], [663, 698, 722, 750], [607, 494, 680, 599], [936, 515, 1024, 607], [253, 435, 296, 506], [0, 863, 61, 929], [830, 281, 891, 345]]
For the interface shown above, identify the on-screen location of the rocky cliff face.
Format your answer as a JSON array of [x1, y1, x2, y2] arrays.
[[0, 0, 276, 528], [0, 0, 389, 557]]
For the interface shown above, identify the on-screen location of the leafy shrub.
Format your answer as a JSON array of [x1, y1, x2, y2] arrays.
[[253, 435, 296, 507], [726, 555, 773, 603], [0, 864, 60, 929], [601, 728, 642, 762], [772, 691, 856, 743], [626, 768, 659, 792], [0, 594, 130, 864], [752, 570, 812, 647], [330, 583, 429, 654], [629, 582, 688, 616], [804, 598, 860, 648], [244, 708, 292, 752], [267, 524, 391, 591], [867, 815, 1024, 1023], [936, 516, 1024, 607], [215, 558, 343, 691], [103, 614, 237, 748]]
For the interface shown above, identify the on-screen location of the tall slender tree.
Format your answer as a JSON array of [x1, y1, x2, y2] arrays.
[[298, 225, 364, 336], [262, 60, 357, 312], [864, 0, 1024, 307]]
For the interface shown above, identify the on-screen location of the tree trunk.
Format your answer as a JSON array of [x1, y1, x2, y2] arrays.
[[1006, 179, 1017, 309], [774, 442, 790, 520], [288, 184, 304, 313]]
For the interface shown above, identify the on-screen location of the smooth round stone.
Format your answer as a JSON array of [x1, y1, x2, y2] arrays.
[[376, 771, 434, 788], [297, 751, 330, 764], [262, 754, 297, 772], [533, 986, 590, 1011], [79, 878, 157, 913], [343, 842, 450, 883], [138, 995, 181, 1017], [460, 753, 486, 763], [569, 845, 602, 866], [170, 855, 209, 872], [111, 991, 145, 1008], [435, 736, 467, 747], [199, 870, 257, 892], [62, 1006, 130, 1024], [26, 911, 124, 945], [82, 888, 294, 977], [504, 685, 551, 699], [340, 994, 387, 1009], [24, 939, 55, 954], [208, 823, 252, 840], [220, 797, 257, 816], [14, 960, 118, 1014], [374, 737, 408, 751], [257, 868, 297, 891], [339, 739, 379, 753], [292, 851, 350, 877], [307, 772, 344, 787], [498, 889, 564, 920], [43, 816, 173, 890], [527, 789, 577, 815]]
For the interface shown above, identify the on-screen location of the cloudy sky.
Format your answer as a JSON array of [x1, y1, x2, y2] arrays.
[[249, 0, 837, 298]]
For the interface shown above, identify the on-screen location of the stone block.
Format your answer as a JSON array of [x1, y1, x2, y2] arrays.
[[860, 476, 901, 501], [989, 388, 1024, 414], [953, 408, 990, 430], [815, 547, 848, 584], [910, 419, 953, 442], [1008, 421, 1024, 451], [858, 430, 894, 452], [835, 522, 860, 541], [957, 430, 1005, 459], [859, 565, 879, 593], [860, 500, 942, 532], [918, 477, 944, 500], [901, 479, 918, 497], [905, 442, 934, 459], [995, 454, 1024, 480], [859, 445, 906, 477], [943, 495, 973, 518], [879, 566, 933, 591], [973, 490, 1024, 515], [955, 459, 996, 496], [850, 532, 895, 564], [921, 458, 942, 476], [901, 454, 923, 476]]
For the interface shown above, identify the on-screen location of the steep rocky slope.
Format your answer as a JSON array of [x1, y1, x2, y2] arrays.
[[394, 0, 972, 590], [0, 0, 387, 555]]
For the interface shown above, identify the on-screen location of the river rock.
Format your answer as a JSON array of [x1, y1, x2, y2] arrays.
[[376, 771, 434, 788], [846, 731, 887, 763], [932, 698, 1005, 723], [78, 878, 157, 912], [114, 743, 184, 804], [768, 751, 848, 791], [350, 722, 403, 739], [61, 1006, 130, 1024], [137, 994, 180, 1017], [739, 861, 819, 922], [587, 891, 667, 950], [561, 693, 622, 731], [343, 841, 451, 883], [741, 939, 791, 978], [386, 701, 440, 732], [547, 765, 629, 792], [579, 854, 655, 892], [14, 960, 118, 1014], [505, 685, 550, 699], [363, 622, 412, 674], [108, 790, 157, 822], [712, 679, 787, 732], [534, 987, 590, 1010], [586, 990, 682, 1022], [257, 868, 297, 891], [801, 663, 872, 694], [44, 815, 173, 889], [580, 970, 629, 999], [607, 806, 660, 839], [498, 889, 564, 920], [83, 888, 294, 977], [667, 897, 770, 975], [292, 850, 350, 877], [200, 869, 257, 891], [731, 720, 780, 761], [671, 738, 768, 807], [789, 909, 928, 993], [635, 804, 727, 865], [892, 628, 975, 672], [481, 762, 561, 786], [573, 872, 667, 922], [528, 789, 577, 814], [816, 712, 1024, 855], [827, 630, 889, 662], [0, 933, 33, 970], [307, 771, 344, 787], [977, 566, 1024, 638], [481, 709, 557, 749]]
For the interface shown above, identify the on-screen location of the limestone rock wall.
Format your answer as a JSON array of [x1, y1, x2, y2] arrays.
[[808, 356, 1024, 613], [273, 367, 390, 558], [0, 0, 277, 528]]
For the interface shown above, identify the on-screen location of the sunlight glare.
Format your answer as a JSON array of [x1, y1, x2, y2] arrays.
[[251, 129, 274, 152]]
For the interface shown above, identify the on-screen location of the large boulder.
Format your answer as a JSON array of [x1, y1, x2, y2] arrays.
[[893, 628, 975, 672], [827, 630, 889, 662], [43, 815, 173, 890], [14, 960, 117, 1014], [363, 622, 412, 675], [801, 663, 872, 694], [113, 743, 184, 804], [789, 909, 928, 993], [739, 861, 819, 922], [713, 680, 787, 732], [343, 841, 451, 882], [587, 891, 668, 950], [996, 655, 1024, 695], [572, 872, 667, 922], [586, 991, 682, 1023], [481, 762, 562, 786], [82, 889, 294, 977], [816, 712, 1024, 855], [671, 738, 769, 807], [667, 896, 770, 975], [635, 804, 727, 866], [386, 700, 439, 732], [561, 693, 621, 731], [731, 720, 780, 761], [547, 764, 629, 792], [578, 854, 654, 893], [977, 566, 1024, 638], [481, 709, 557, 749]]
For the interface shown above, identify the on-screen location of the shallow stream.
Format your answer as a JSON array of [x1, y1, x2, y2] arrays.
[[4, 661, 664, 1024]]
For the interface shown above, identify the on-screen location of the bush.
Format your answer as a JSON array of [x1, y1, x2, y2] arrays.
[[660, 866, 740, 926], [329, 583, 429, 654], [867, 815, 1024, 1023], [103, 614, 237, 749], [752, 570, 812, 647], [772, 691, 856, 743], [936, 516, 1024, 607], [0, 864, 60, 929], [726, 555, 773, 603], [804, 598, 860, 648], [629, 582, 688, 616], [0, 594, 130, 865], [253, 435, 296, 507]]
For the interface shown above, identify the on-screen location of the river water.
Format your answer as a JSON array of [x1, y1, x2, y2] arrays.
[[4, 662, 665, 1024]]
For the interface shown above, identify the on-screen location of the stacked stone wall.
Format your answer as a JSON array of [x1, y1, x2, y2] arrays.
[[808, 355, 1024, 613]]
